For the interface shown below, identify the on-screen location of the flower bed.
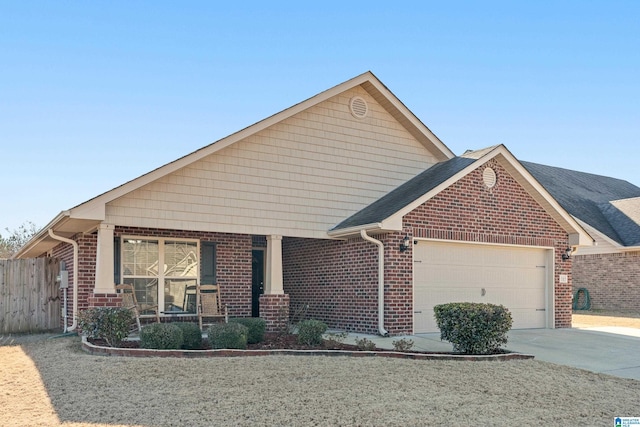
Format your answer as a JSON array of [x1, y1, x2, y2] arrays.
[[81, 333, 534, 361]]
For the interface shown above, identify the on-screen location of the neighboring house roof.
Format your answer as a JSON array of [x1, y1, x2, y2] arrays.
[[330, 145, 592, 247], [522, 162, 640, 246]]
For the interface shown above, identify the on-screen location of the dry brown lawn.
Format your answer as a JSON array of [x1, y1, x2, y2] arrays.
[[1, 313, 639, 427]]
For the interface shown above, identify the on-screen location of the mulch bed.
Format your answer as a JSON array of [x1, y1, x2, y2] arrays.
[[87, 333, 514, 356], [88, 333, 364, 351]]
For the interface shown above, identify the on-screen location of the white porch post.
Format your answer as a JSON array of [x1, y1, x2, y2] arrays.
[[94, 223, 115, 294], [265, 235, 284, 295]]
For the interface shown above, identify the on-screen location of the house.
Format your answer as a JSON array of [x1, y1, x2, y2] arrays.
[[14, 72, 592, 335], [522, 162, 640, 311]]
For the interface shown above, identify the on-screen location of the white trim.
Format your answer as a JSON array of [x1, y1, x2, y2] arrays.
[[120, 235, 200, 315]]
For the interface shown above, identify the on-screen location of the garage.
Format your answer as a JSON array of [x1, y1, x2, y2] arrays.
[[413, 240, 552, 333]]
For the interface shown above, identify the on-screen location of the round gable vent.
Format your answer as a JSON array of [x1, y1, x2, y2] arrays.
[[483, 167, 497, 188], [349, 96, 368, 119]]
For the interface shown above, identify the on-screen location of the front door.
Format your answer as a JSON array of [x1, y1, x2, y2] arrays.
[[252, 249, 265, 317]]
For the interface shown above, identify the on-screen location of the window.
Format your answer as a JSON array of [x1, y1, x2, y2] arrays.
[[121, 237, 199, 314]]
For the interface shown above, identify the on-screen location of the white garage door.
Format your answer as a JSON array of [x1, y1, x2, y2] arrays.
[[414, 241, 549, 333]]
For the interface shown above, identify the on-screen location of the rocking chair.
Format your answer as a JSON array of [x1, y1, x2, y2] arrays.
[[197, 284, 228, 330], [115, 284, 160, 331]]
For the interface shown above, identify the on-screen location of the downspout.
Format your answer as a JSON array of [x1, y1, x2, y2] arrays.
[[48, 229, 79, 332], [360, 230, 389, 336]]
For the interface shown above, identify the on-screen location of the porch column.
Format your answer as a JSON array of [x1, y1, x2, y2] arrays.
[[94, 223, 115, 294], [260, 235, 289, 332], [265, 235, 284, 295]]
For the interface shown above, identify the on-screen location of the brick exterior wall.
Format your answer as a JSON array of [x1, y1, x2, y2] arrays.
[[284, 160, 573, 335], [573, 251, 640, 310], [283, 237, 380, 334], [52, 227, 254, 328]]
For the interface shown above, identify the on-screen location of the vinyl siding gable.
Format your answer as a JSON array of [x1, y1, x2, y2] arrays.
[[105, 86, 441, 238]]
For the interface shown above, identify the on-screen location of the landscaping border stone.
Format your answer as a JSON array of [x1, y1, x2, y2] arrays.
[[81, 336, 534, 361]]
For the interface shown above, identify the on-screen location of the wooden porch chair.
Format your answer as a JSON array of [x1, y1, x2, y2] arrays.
[[115, 284, 160, 331], [197, 284, 228, 330]]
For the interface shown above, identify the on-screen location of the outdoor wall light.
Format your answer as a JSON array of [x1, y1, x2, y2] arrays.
[[399, 235, 411, 252], [562, 247, 572, 260]]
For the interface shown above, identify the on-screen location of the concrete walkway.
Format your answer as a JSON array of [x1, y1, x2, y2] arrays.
[[342, 327, 640, 381]]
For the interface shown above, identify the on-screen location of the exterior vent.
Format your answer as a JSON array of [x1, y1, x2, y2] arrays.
[[483, 167, 497, 188], [349, 96, 368, 119]]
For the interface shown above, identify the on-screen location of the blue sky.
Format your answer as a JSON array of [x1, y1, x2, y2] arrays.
[[1, 1, 639, 233]]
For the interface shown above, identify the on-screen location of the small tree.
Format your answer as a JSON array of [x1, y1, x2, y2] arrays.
[[0, 221, 38, 258]]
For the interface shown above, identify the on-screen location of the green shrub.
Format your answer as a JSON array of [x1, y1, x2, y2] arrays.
[[297, 319, 327, 346], [433, 302, 513, 355], [229, 317, 266, 344], [354, 337, 376, 351], [140, 323, 184, 350], [78, 307, 134, 347], [207, 322, 248, 349], [173, 322, 203, 349]]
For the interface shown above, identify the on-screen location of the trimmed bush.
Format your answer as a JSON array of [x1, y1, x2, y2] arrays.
[[229, 317, 266, 344], [140, 323, 184, 350], [207, 322, 248, 349], [173, 322, 203, 349], [78, 307, 134, 347], [297, 319, 327, 346], [434, 302, 513, 355], [354, 337, 376, 351]]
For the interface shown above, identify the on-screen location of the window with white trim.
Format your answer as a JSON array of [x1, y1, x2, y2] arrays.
[[121, 237, 199, 314]]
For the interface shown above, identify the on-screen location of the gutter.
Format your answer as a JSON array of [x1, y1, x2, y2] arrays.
[[48, 229, 79, 332], [327, 223, 384, 239], [360, 230, 389, 336]]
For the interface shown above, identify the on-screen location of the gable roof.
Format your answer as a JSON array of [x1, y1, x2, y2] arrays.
[[522, 162, 640, 246], [330, 145, 592, 247], [331, 156, 475, 231], [15, 71, 456, 258]]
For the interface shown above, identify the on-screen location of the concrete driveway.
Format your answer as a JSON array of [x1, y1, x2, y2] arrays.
[[504, 327, 640, 380], [346, 327, 640, 380]]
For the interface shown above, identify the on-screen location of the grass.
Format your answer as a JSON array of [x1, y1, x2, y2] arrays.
[[1, 333, 638, 426]]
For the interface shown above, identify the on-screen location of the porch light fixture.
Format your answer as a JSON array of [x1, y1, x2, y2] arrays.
[[562, 247, 572, 260], [399, 235, 411, 252]]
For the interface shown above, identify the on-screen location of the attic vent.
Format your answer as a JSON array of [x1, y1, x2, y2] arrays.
[[483, 167, 497, 188], [349, 96, 368, 119]]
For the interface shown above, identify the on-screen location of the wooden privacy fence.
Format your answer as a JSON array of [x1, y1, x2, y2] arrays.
[[0, 258, 61, 334]]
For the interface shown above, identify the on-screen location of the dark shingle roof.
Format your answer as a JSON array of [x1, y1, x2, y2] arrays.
[[522, 161, 640, 245], [331, 157, 475, 231]]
